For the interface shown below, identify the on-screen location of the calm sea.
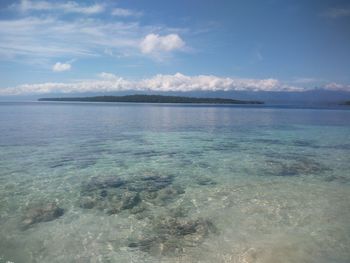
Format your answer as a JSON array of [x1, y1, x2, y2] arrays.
[[0, 102, 350, 263]]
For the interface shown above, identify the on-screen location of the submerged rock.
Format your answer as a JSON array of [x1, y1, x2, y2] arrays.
[[81, 176, 126, 193], [130, 203, 147, 214], [100, 189, 108, 198], [108, 191, 141, 214], [22, 202, 64, 229], [120, 191, 141, 210], [292, 140, 315, 147], [78, 175, 185, 220], [324, 175, 350, 183], [80, 174, 183, 215], [155, 186, 185, 205], [139, 190, 158, 200], [128, 237, 158, 252], [265, 158, 329, 177], [128, 216, 216, 256], [168, 205, 190, 218], [279, 159, 327, 176], [79, 196, 97, 209], [195, 176, 217, 186], [156, 217, 216, 239], [137, 175, 174, 192]]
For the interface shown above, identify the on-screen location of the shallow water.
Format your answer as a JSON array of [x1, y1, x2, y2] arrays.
[[0, 102, 350, 263]]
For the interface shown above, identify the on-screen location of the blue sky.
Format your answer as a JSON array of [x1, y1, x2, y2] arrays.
[[0, 0, 350, 95]]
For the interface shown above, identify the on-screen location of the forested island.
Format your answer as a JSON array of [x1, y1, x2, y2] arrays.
[[38, 94, 264, 104]]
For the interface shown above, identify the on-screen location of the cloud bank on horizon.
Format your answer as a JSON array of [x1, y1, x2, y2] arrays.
[[2, 72, 350, 96], [0, 0, 349, 95]]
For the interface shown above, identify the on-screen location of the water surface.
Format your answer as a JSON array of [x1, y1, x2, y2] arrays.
[[0, 102, 350, 263]]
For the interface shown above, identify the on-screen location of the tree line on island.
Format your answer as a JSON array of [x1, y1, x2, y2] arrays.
[[38, 94, 264, 104]]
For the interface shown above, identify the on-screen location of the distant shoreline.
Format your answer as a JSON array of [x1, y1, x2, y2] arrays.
[[38, 94, 264, 104]]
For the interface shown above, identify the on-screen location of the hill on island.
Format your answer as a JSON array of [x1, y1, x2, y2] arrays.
[[38, 94, 264, 104]]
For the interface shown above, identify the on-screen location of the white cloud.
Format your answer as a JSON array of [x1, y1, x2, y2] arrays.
[[323, 8, 350, 18], [0, 73, 305, 95], [138, 73, 302, 92], [17, 0, 104, 14], [52, 62, 71, 72], [140, 34, 185, 54], [111, 8, 142, 17], [324, 82, 350, 91], [0, 13, 185, 63], [0, 17, 139, 60], [98, 72, 121, 80]]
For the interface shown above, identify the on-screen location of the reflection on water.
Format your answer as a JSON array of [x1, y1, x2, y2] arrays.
[[0, 102, 350, 262]]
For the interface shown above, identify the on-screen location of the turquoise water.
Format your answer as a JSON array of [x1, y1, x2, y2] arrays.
[[0, 102, 350, 263]]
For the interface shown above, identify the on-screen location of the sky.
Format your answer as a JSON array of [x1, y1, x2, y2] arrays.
[[0, 0, 350, 96]]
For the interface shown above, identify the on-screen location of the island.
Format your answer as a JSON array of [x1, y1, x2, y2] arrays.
[[38, 94, 264, 104], [344, 101, 350, 105]]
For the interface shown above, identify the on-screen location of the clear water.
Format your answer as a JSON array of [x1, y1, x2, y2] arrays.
[[0, 102, 349, 263]]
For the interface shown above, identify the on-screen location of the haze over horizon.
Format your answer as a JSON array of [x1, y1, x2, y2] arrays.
[[1, 0, 350, 99]]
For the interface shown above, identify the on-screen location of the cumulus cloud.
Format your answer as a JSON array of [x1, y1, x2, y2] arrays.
[[140, 34, 185, 54], [17, 0, 104, 14], [52, 62, 71, 72], [139, 73, 303, 92], [0, 73, 306, 95]]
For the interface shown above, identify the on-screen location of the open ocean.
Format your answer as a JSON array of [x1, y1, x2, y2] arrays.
[[0, 101, 349, 263]]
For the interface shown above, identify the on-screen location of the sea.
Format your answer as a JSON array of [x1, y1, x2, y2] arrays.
[[0, 101, 349, 263]]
